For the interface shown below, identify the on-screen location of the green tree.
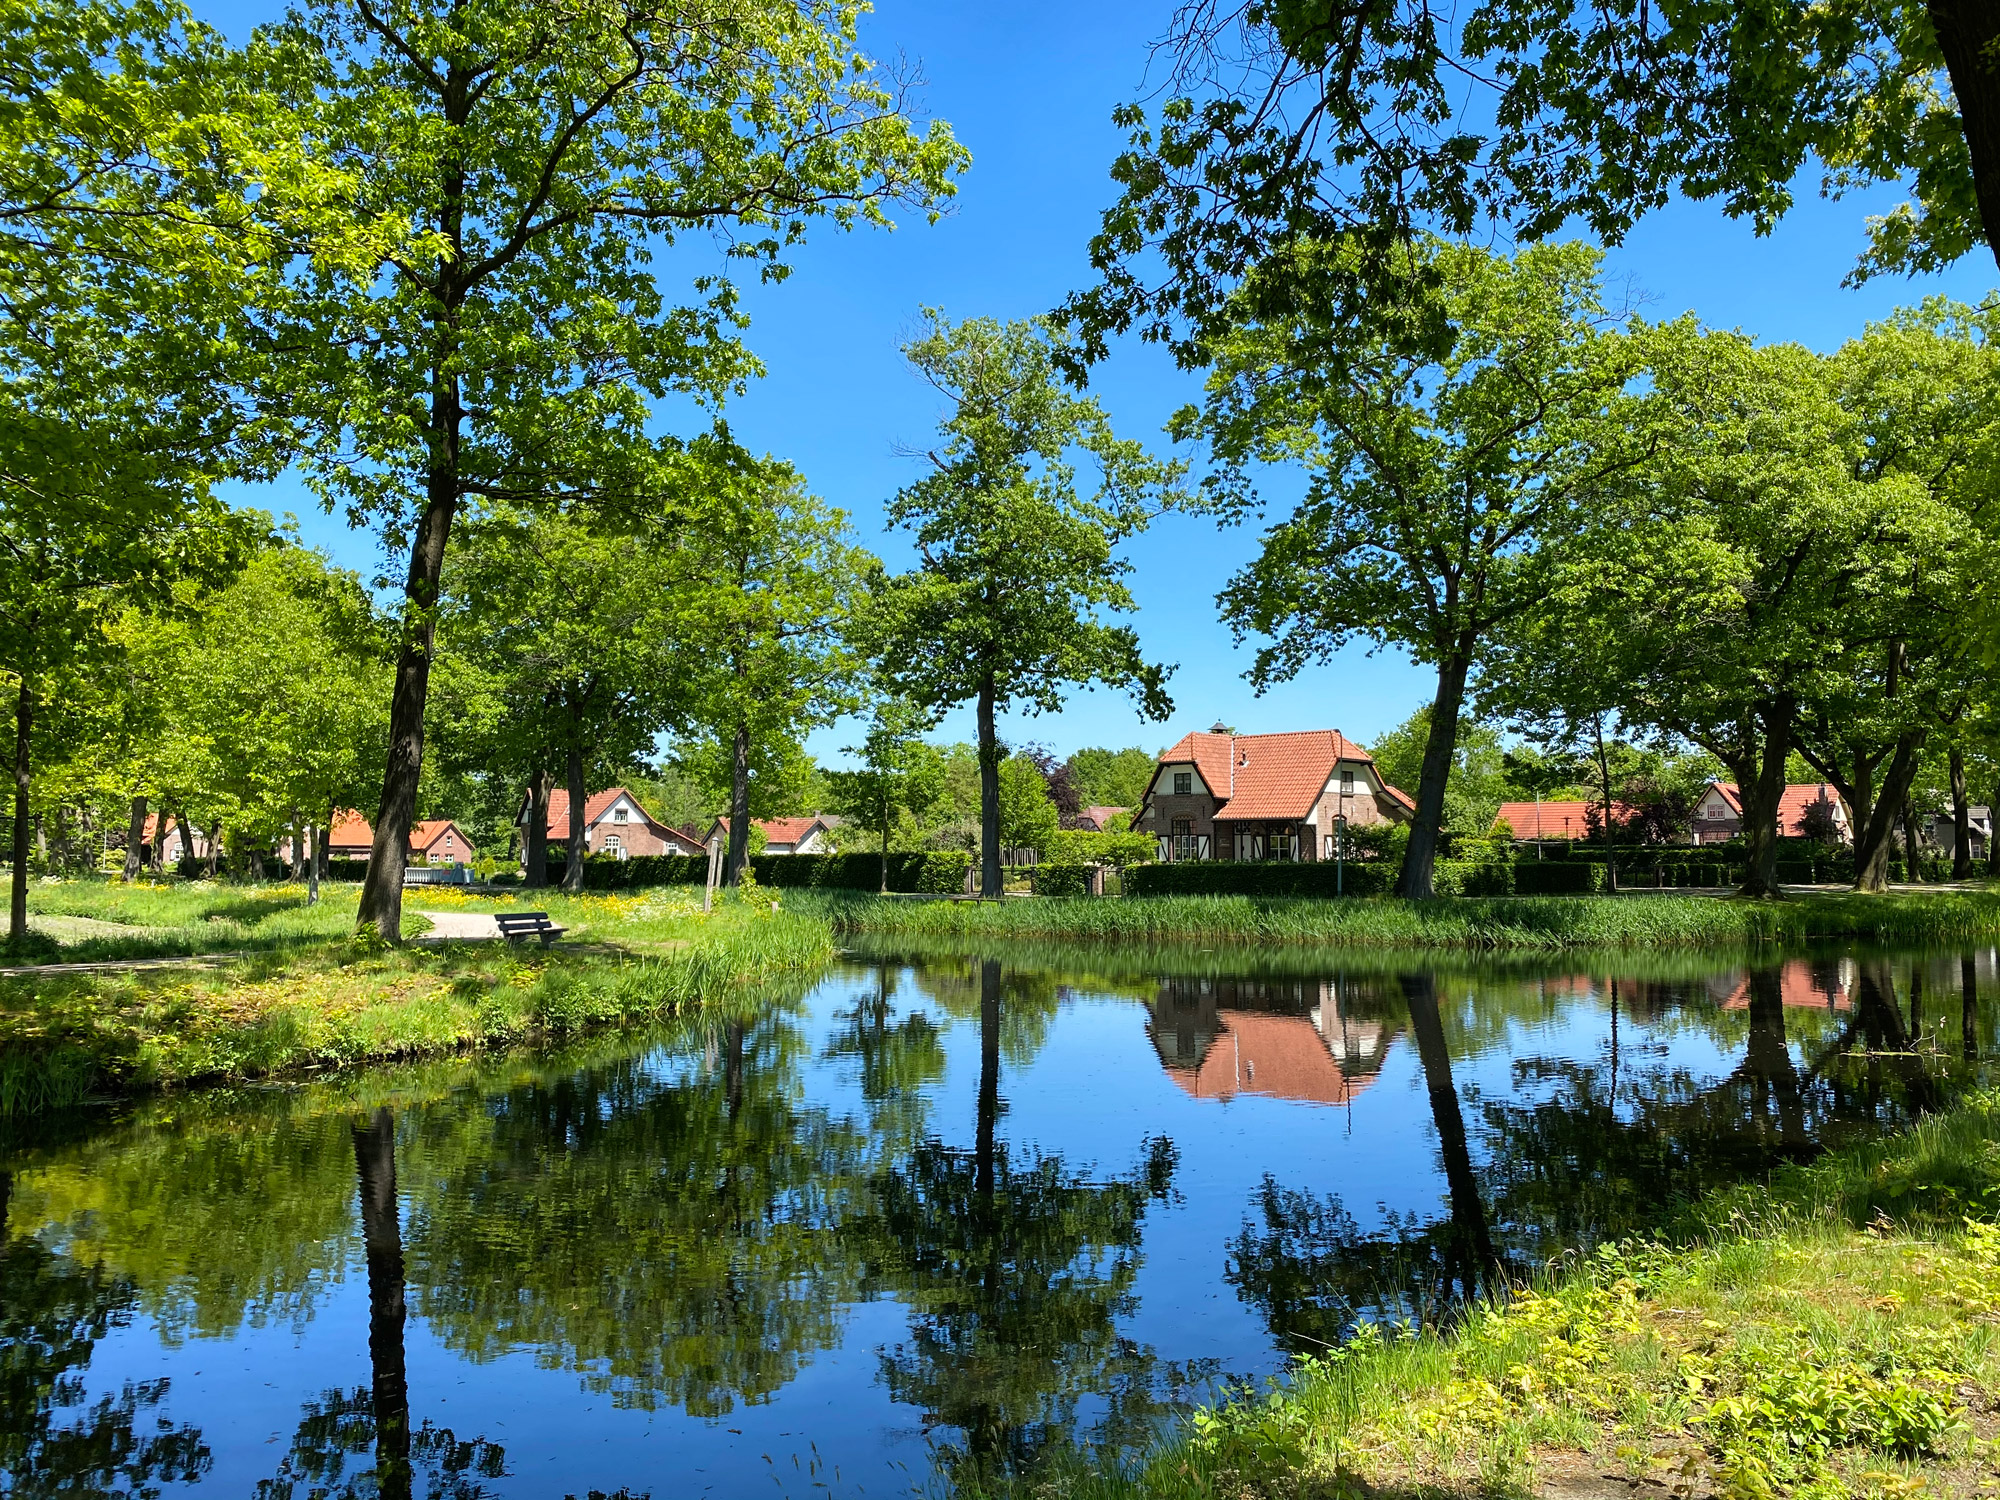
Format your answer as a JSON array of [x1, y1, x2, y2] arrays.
[[443, 506, 688, 891], [246, 0, 964, 939], [674, 460, 868, 883], [1183, 240, 1648, 897], [996, 753, 1059, 859], [1063, 746, 1155, 811], [825, 699, 946, 891], [873, 313, 1182, 897], [1063, 0, 2000, 375]]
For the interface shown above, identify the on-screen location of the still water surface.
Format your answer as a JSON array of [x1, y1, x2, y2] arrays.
[[0, 942, 1985, 1496]]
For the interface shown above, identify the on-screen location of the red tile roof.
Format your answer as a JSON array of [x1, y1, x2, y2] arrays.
[[1494, 800, 1634, 839], [411, 820, 471, 854], [713, 815, 827, 847], [1160, 1010, 1388, 1106], [543, 788, 650, 841], [1710, 782, 1846, 835], [1077, 806, 1128, 830], [329, 810, 374, 847], [1153, 729, 1381, 822], [1718, 960, 1851, 1013]]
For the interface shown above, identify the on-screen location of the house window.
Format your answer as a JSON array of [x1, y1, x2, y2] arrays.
[[604, 834, 623, 858], [1324, 834, 1336, 859], [1340, 769, 1355, 795], [614, 806, 629, 823], [1269, 829, 1298, 862], [1174, 771, 1192, 796], [1170, 817, 1199, 862]]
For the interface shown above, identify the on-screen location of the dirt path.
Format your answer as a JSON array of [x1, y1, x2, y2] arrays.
[[412, 910, 504, 942]]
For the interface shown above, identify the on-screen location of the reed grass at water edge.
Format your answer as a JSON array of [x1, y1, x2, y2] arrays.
[[805, 889, 2000, 949]]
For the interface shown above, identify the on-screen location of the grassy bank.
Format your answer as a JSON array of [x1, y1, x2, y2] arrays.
[[810, 888, 2000, 950], [1010, 1091, 2000, 1500], [0, 893, 833, 1114]]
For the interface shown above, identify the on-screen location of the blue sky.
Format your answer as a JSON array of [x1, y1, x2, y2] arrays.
[[203, 0, 2000, 765]]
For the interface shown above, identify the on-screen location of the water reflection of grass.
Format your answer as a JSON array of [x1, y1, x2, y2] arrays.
[[808, 889, 2000, 950], [0, 898, 833, 1114], [1011, 1088, 2000, 1500]]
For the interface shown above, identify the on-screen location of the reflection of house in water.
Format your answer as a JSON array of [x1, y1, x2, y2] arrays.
[[1148, 978, 1399, 1105], [1714, 958, 1853, 1013]]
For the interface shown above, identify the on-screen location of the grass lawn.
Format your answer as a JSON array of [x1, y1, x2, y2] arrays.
[[1004, 1091, 2000, 1500], [0, 883, 834, 1114], [804, 887, 2000, 949]]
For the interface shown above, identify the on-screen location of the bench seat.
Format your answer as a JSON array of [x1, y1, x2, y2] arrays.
[[494, 911, 566, 946]]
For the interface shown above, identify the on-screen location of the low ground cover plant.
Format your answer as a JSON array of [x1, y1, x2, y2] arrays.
[[998, 1090, 2000, 1500]]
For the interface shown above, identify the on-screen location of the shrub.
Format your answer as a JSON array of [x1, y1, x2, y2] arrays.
[[1123, 861, 1397, 897], [1433, 860, 1513, 896], [1031, 863, 1093, 897], [1513, 861, 1607, 895], [576, 850, 971, 894]]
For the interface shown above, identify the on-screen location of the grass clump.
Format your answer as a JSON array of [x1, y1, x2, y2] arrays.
[[1010, 1092, 2000, 1500], [809, 888, 2000, 950], [0, 893, 832, 1113]]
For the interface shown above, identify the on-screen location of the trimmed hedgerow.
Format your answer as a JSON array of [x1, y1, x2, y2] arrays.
[[1123, 861, 1397, 897], [578, 850, 972, 894], [1031, 863, 1094, 897], [1513, 861, 1608, 895]]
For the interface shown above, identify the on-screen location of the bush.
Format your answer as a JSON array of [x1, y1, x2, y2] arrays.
[[1432, 861, 1513, 897], [1513, 861, 1607, 895], [1123, 861, 1397, 897], [1031, 863, 1094, 897], [576, 850, 971, 894]]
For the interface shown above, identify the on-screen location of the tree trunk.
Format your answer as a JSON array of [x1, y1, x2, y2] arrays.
[[1928, 0, 2000, 273], [1901, 797, 1925, 885], [524, 769, 550, 889], [1722, 696, 1795, 897], [1396, 650, 1471, 900], [1592, 712, 1619, 893], [976, 673, 1002, 899], [726, 718, 751, 887], [1743, 965, 1806, 1147], [976, 957, 1001, 1204], [352, 1109, 412, 1500], [307, 817, 322, 906], [1401, 970, 1501, 1301], [355, 474, 459, 942], [150, 801, 172, 874], [9, 677, 31, 945], [1855, 962, 1942, 1114], [1952, 748, 1973, 878], [123, 796, 146, 883], [880, 800, 891, 895], [206, 822, 221, 879], [1963, 955, 1979, 1059], [1797, 724, 1925, 893], [561, 742, 587, 893]]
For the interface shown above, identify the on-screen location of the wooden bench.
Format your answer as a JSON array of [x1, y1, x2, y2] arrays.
[[494, 911, 566, 946]]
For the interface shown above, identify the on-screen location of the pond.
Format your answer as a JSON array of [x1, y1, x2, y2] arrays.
[[0, 941, 1986, 1497]]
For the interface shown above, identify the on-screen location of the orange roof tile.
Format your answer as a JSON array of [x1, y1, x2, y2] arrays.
[[711, 815, 826, 846], [1710, 783, 1847, 835], [1494, 800, 1634, 839], [1152, 729, 1380, 822], [1160, 1010, 1386, 1106], [329, 810, 374, 846], [411, 820, 472, 853]]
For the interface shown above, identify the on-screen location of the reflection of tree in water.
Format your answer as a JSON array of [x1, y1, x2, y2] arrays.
[[0, 1169, 211, 1497], [401, 1015, 870, 1418], [1230, 960, 1965, 1351], [256, 1110, 510, 1500], [823, 966, 948, 1152], [856, 960, 1181, 1482]]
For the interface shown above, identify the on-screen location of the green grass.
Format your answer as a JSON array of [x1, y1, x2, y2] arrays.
[[17, 879, 395, 960], [805, 888, 2000, 950], [978, 1092, 2000, 1500], [0, 893, 834, 1114]]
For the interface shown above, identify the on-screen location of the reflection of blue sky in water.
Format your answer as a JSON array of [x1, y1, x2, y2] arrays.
[[4, 948, 1984, 1497]]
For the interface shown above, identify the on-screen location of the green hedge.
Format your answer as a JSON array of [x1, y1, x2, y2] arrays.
[[579, 850, 972, 894], [1123, 861, 1397, 897], [1031, 863, 1094, 897], [1513, 861, 1608, 895], [1432, 861, 1514, 897]]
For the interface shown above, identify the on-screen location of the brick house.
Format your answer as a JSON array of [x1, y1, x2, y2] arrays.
[[326, 812, 478, 866], [527, 787, 704, 862], [1074, 806, 1129, 832], [703, 814, 838, 854], [1133, 728, 1413, 862], [1691, 781, 1851, 845], [140, 814, 210, 864], [1495, 801, 1638, 841]]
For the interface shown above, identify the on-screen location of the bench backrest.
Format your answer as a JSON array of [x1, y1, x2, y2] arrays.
[[494, 911, 552, 930]]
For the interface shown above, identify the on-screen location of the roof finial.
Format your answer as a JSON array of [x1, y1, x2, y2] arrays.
[[1210, 719, 1230, 735]]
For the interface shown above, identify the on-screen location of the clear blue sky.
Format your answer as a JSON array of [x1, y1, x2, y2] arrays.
[[202, 0, 1999, 765]]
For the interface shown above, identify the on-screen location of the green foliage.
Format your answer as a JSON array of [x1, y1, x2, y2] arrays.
[[1513, 862, 1608, 895], [577, 851, 970, 895], [1124, 863, 1397, 898], [997, 753, 1059, 855], [1043, 829, 1155, 868], [1064, 746, 1156, 810], [1029, 864, 1093, 898]]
